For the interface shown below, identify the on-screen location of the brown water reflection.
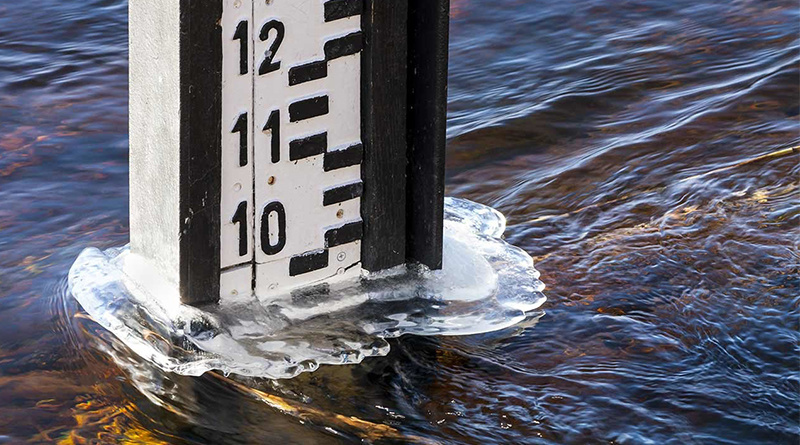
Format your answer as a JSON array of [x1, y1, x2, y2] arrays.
[[0, 0, 798, 443]]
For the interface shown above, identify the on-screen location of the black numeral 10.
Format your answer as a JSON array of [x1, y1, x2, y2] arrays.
[[232, 200, 287, 257]]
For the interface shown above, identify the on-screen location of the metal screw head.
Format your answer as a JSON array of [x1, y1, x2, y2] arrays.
[[336, 209, 344, 218], [337, 252, 346, 262], [267, 176, 276, 185]]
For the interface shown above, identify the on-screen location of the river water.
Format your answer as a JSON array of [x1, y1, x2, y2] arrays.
[[1, 0, 798, 443]]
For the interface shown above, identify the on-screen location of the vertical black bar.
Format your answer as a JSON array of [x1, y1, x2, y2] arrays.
[[179, 0, 223, 305], [361, 0, 409, 271], [407, 0, 448, 270]]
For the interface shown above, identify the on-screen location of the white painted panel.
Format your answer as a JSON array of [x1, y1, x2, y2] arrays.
[[129, 0, 182, 285], [220, 264, 253, 300], [220, 0, 255, 270], [255, 242, 362, 303], [324, 35, 362, 150], [252, 0, 364, 298]]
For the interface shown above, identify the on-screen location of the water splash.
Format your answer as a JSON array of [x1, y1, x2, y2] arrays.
[[68, 198, 546, 379]]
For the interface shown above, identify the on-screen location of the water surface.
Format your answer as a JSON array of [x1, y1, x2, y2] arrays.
[[0, 0, 798, 443]]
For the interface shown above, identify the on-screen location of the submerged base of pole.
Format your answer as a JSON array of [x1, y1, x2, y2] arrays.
[[68, 198, 546, 379]]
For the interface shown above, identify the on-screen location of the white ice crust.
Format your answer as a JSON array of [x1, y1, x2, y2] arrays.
[[68, 198, 546, 379]]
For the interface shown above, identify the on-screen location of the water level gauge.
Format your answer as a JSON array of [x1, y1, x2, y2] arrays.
[[221, 0, 367, 299], [129, 0, 450, 305]]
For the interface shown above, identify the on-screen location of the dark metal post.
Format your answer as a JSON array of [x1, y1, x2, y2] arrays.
[[360, 0, 450, 272], [407, 0, 449, 270], [360, 0, 410, 272]]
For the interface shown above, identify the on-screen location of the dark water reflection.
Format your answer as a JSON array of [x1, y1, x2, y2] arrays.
[[1, 0, 798, 443]]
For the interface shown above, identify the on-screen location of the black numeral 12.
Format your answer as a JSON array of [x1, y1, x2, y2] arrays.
[[233, 20, 248, 75], [259, 20, 285, 75]]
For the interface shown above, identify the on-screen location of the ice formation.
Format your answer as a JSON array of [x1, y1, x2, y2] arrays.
[[68, 198, 546, 378]]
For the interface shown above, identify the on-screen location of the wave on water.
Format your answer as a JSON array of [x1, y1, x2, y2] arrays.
[[68, 198, 546, 379]]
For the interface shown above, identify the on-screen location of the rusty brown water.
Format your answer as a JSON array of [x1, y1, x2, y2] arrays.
[[0, 0, 798, 443]]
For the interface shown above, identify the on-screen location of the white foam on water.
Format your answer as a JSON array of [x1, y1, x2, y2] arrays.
[[68, 198, 546, 379]]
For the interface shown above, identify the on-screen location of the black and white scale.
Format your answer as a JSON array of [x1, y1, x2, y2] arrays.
[[129, 0, 450, 305]]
